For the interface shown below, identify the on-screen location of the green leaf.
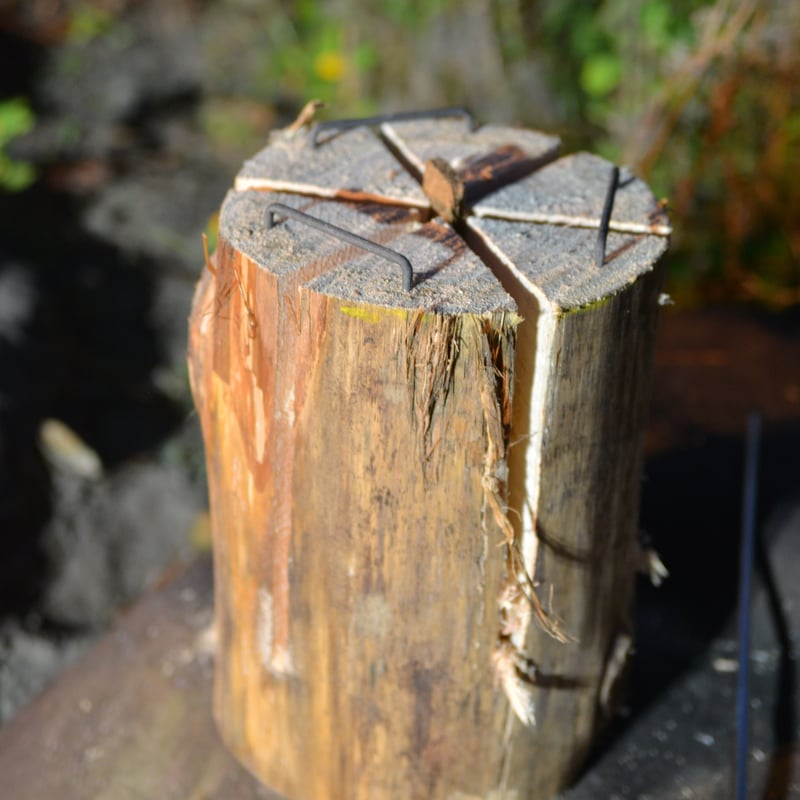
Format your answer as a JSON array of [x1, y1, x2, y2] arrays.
[[354, 42, 377, 71], [0, 98, 36, 191]]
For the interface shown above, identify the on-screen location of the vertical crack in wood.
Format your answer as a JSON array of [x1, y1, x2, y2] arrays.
[[404, 311, 460, 483], [457, 224, 576, 735], [472, 316, 539, 730], [377, 126, 425, 183], [400, 304, 558, 735], [459, 223, 571, 617]]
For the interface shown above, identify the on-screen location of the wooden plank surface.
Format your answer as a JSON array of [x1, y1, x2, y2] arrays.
[[0, 558, 277, 800]]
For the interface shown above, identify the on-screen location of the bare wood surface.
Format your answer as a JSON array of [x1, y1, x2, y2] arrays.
[[468, 216, 667, 309], [383, 119, 560, 214], [0, 558, 277, 800], [423, 157, 466, 222], [457, 153, 666, 794], [485, 266, 663, 792], [189, 117, 668, 800], [234, 126, 428, 207], [190, 184, 519, 799], [472, 152, 671, 236], [381, 119, 560, 181]]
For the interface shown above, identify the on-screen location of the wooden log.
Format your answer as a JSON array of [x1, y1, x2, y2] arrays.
[[188, 117, 669, 800]]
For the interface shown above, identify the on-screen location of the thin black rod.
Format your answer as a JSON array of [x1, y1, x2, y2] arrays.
[[265, 203, 413, 292], [735, 411, 761, 800], [310, 107, 474, 147], [596, 165, 620, 267]]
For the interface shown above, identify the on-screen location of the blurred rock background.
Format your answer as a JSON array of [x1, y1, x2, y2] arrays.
[[0, 0, 797, 749]]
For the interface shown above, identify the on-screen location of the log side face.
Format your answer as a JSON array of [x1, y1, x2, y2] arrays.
[[188, 244, 277, 769], [190, 250, 521, 798], [190, 227, 348, 784], [504, 267, 665, 795], [286, 298, 516, 800]]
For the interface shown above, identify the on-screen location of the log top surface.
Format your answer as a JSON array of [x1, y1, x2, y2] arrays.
[[221, 189, 514, 312], [381, 119, 560, 178], [309, 220, 516, 314], [220, 190, 416, 276], [469, 216, 669, 310], [235, 126, 428, 208], [473, 152, 669, 230], [222, 115, 669, 314]]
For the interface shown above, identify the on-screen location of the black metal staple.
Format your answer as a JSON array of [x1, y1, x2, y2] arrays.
[[265, 203, 413, 292], [310, 107, 474, 147], [596, 165, 620, 268]]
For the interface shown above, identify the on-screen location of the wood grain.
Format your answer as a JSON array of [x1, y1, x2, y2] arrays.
[[459, 166, 666, 795], [472, 152, 671, 236], [190, 187, 523, 799], [189, 117, 668, 799], [235, 126, 428, 208], [381, 119, 560, 182]]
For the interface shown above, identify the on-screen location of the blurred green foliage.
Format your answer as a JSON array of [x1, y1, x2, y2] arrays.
[[65, 2, 115, 44], [0, 98, 36, 192], [527, 0, 798, 307], [259, 0, 376, 112]]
